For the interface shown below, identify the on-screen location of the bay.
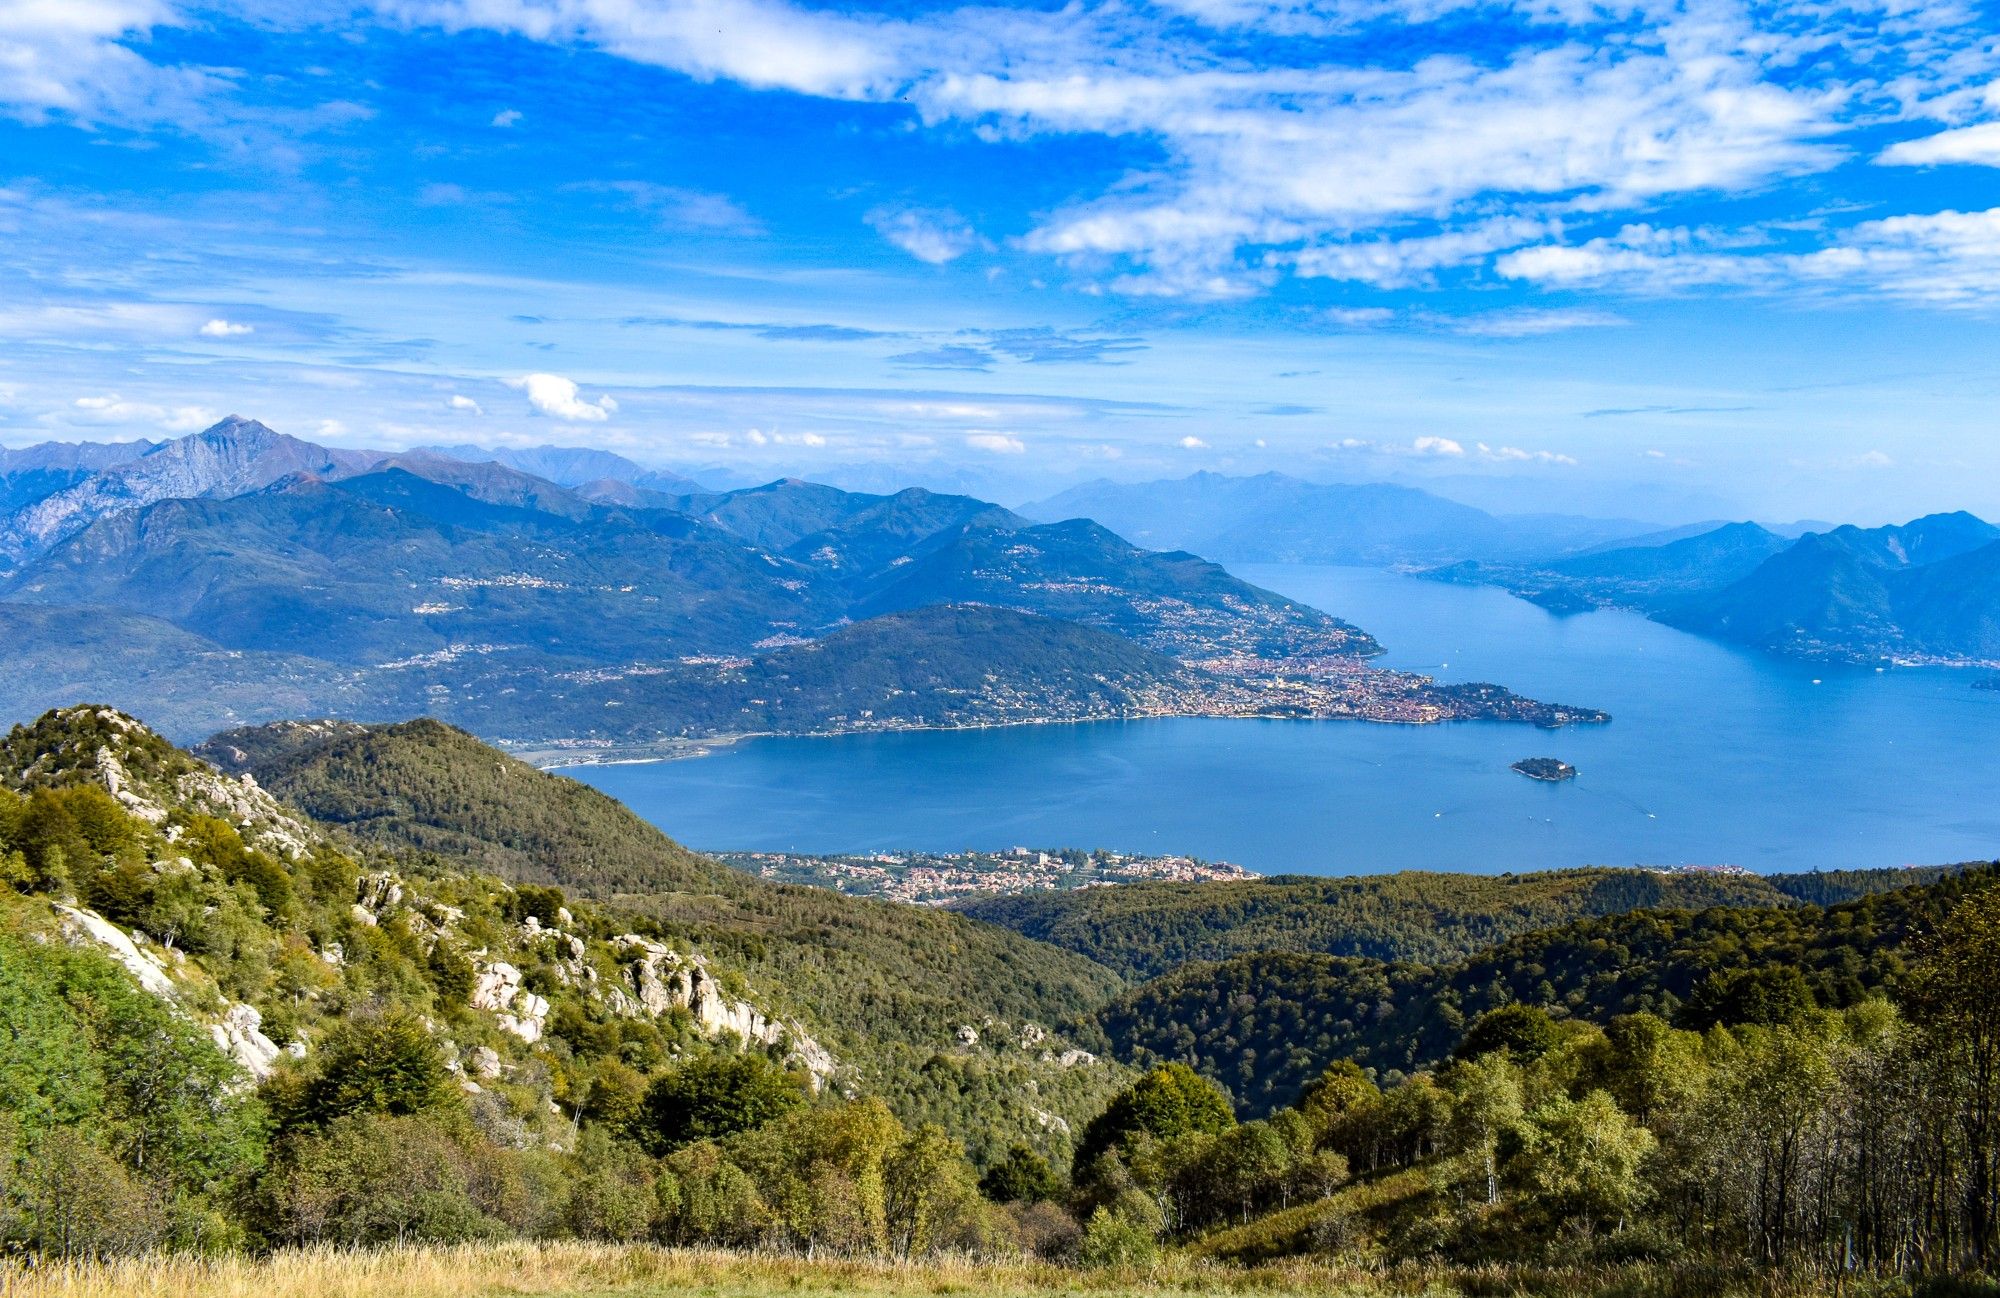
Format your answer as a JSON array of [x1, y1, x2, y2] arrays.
[[569, 565, 2000, 874]]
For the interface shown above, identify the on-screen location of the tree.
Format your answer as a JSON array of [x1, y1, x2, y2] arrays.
[[727, 1099, 903, 1256], [259, 1113, 502, 1246], [293, 1010, 457, 1128], [885, 1123, 985, 1257], [10, 1128, 167, 1259], [640, 1052, 809, 1154], [560, 1127, 656, 1242], [1903, 886, 2000, 1267], [1454, 1004, 1560, 1064], [1680, 966, 1817, 1031], [1077, 1063, 1235, 1169], [980, 1142, 1060, 1204], [1508, 1089, 1655, 1232], [1443, 1052, 1524, 1206], [1077, 1190, 1162, 1266]]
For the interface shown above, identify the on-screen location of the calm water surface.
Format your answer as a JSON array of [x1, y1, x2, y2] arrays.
[[571, 565, 2000, 874]]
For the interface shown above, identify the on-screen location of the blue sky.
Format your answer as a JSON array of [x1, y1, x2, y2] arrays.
[[1, 0, 1998, 522]]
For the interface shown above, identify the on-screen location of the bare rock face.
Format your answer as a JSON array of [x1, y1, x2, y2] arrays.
[[210, 1003, 284, 1078], [55, 904, 176, 999], [55, 902, 285, 1079], [0, 417, 386, 562], [470, 959, 550, 1043], [610, 935, 837, 1084]]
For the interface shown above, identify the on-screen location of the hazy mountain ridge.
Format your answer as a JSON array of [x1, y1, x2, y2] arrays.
[[1435, 511, 2000, 663], [1023, 471, 1656, 566]]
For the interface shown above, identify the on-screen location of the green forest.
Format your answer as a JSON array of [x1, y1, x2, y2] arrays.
[[2, 705, 1997, 1297]]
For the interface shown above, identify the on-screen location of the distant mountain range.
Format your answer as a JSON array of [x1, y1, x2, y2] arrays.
[[1022, 471, 1660, 566], [1433, 512, 2000, 664], [0, 418, 1599, 744]]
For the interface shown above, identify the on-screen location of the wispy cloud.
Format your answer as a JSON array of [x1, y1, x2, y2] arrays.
[[570, 181, 762, 233], [866, 207, 985, 264]]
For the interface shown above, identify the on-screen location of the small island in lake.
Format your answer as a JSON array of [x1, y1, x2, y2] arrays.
[[1512, 757, 1578, 782], [1974, 676, 2000, 692]]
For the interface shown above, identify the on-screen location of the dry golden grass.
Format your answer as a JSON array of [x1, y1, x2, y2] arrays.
[[0, 1243, 1468, 1298], [0, 1241, 1877, 1298]]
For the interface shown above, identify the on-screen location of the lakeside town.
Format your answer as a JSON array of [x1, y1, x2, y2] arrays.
[[710, 846, 1257, 904]]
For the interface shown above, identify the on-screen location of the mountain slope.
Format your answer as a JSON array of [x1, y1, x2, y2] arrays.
[[854, 515, 1379, 659], [0, 439, 159, 520], [0, 417, 384, 563], [0, 421, 1600, 744], [1427, 521, 1793, 614], [958, 868, 1791, 981], [421, 443, 705, 493], [1436, 511, 2000, 663], [195, 717, 745, 896], [192, 711, 1129, 1030], [1664, 515, 2000, 660], [1093, 864, 1998, 1113], [10, 706, 1130, 1167]]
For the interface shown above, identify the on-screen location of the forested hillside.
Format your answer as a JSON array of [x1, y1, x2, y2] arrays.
[[1091, 865, 1995, 1113], [0, 708, 1130, 1256], [961, 868, 1792, 979], [194, 713, 1133, 1161]]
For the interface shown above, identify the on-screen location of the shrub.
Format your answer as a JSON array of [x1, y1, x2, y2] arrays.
[[640, 1052, 808, 1153], [258, 1112, 505, 1246]]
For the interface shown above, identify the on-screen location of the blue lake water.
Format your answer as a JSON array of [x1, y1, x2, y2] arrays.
[[570, 565, 2000, 875]]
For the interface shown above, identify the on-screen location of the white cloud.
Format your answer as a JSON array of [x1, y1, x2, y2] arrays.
[[1412, 436, 1464, 457], [0, 0, 217, 128], [199, 318, 252, 337], [1477, 442, 1578, 465], [386, 0, 899, 99], [1178, 435, 1209, 449], [965, 431, 1026, 453], [1321, 307, 1395, 328], [1499, 208, 2000, 306], [507, 372, 618, 422], [1879, 121, 2000, 167], [447, 394, 483, 414], [1451, 308, 1627, 337], [866, 207, 983, 264], [491, 107, 522, 127], [373, 0, 1999, 300], [1290, 218, 1554, 287], [67, 394, 216, 431]]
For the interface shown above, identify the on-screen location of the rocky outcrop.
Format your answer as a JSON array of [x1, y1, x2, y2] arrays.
[[53, 902, 285, 1080], [609, 935, 837, 1084], [18, 707, 320, 859], [210, 1003, 284, 1077], [470, 960, 551, 1043]]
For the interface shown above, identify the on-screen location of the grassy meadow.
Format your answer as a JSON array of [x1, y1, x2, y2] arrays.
[[0, 1244, 1946, 1298]]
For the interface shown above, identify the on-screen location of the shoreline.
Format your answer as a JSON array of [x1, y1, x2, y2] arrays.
[[511, 706, 1604, 771]]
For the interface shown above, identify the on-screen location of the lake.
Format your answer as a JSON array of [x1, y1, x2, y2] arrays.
[[569, 565, 2000, 875]]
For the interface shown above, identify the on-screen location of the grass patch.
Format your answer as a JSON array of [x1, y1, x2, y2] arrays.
[[0, 1241, 1892, 1298]]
